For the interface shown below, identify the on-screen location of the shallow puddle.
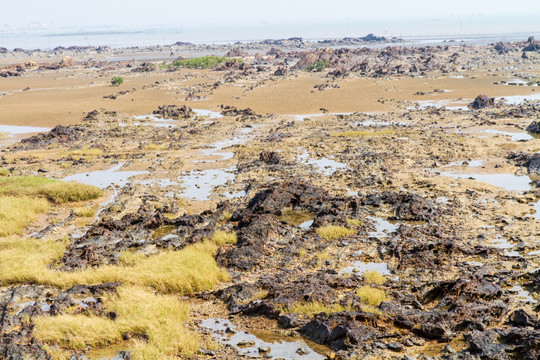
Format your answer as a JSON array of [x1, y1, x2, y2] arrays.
[[367, 216, 399, 238], [151, 225, 176, 240], [410, 99, 469, 111], [178, 167, 236, 201], [339, 261, 391, 276], [497, 93, 540, 104], [0, 124, 51, 136], [63, 163, 147, 189], [200, 318, 325, 360], [15, 301, 51, 315], [480, 129, 533, 141], [440, 171, 531, 192], [298, 149, 348, 176], [193, 109, 224, 119], [509, 285, 537, 304], [291, 112, 352, 121], [444, 160, 485, 167], [355, 120, 408, 127], [277, 209, 315, 226]]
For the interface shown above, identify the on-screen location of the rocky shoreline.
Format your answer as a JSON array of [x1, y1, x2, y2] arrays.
[[0, 36, 539, 359]]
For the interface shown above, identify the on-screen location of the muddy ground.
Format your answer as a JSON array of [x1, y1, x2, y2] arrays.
[[1, 36, 540, 359]]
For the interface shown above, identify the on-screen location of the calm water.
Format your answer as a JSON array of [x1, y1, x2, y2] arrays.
[[1, 16, 539, 50]]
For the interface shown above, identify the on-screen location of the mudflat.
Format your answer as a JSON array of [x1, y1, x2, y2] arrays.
[[1, 36, 540, 359]]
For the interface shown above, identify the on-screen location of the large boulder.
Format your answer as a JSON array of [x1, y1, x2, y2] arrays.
[[469, 95, 495, 109]]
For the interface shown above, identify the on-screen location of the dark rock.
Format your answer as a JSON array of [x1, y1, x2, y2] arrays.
[[152, 104, 193, 119], [300, 320, 333, 344], [466, 330, 505, 358], [469, 95, 495, 109], [508, 309, 537, 328], [526, 121, 540, 134], [523, 36, 540, 52], [259, 151, 280, 165]]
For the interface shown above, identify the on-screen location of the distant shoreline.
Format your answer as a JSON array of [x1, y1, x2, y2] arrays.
[[1, 30, 539, 53]]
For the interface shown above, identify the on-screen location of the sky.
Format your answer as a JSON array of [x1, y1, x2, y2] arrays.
[[2, 0, 540, 31]]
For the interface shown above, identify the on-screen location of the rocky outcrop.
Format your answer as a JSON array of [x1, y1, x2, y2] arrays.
[[152, 104, 193, 119], [469, 95, 495, 109]]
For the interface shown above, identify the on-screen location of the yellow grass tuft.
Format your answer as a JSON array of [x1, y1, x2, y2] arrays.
[[0, 168, 10, 176], [66, 147, 104, 159], [0, 238, 229, 294], [356, 285, 385, 306], [363, 270, 386, 285], [73, 206, 97, 217], [331, 130, 393, 137], [210, 230, 237, 245], [0, 196, 49, 236], [284, 301, 353, 315], [35, 286, 199, 358], [346, 218, 362, 227], [316, 225, 356, 241]]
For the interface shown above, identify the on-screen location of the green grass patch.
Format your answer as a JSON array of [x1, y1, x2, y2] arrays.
[[171, 56, 241, 69], [111, 76, 124, 86], [305, 60, 329, 72], [316, 225, 356, 241]]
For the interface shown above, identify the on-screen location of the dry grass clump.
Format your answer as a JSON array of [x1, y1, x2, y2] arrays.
[[210, 230, 237, 245], [346, 218, 362, 227], [356, 285, 386, 306], [331, 130, 393, 137], [66, 147, 103, 159], [0, 176, 102, 204], [363, 270, 386, 285], [0, 239, 229, 294], [35, 286, 199, 359], [73, 206, 97, 217], [316, 225, 356, 241], [0, 168, 10, 176], [285, 301, 352, 315]]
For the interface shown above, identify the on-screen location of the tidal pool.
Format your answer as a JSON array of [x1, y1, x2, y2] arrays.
[[200, 318, 325, 360]]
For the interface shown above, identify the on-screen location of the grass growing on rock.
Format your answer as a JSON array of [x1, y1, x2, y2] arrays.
[[171, 56, 240, 69], [0, 238, 229, 293], [5, 238, 230, 358], [284, 301, 353, 315], [210, 230, 237, 245], [356, 285, 386, 306], [363, 270, 386, 285], [35, 286, 199, 359], [316, 224, 356, 241]]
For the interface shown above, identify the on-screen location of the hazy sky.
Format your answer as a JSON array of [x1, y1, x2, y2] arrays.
[[2, 0, 540, 29]]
